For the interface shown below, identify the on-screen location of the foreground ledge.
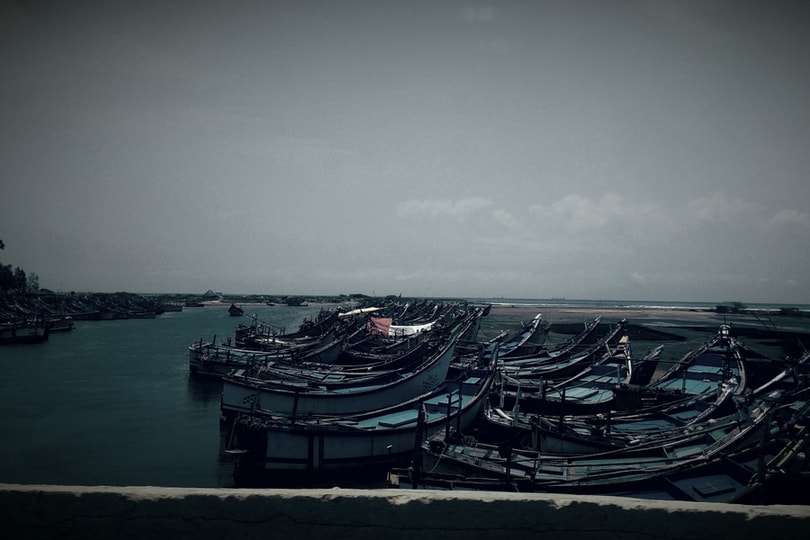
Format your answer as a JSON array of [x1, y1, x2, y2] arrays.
[[2, 484, 809, 539]]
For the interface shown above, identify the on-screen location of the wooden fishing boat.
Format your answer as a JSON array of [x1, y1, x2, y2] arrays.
[[226, 353, 498, 481], [0, 318, 49, 344], [499, 319, 627, 377], [483, 399, 760, 456], [390, 408, 810, 502], [612, 421, 810, 504], [497, 313, 551, 359], [480, 330, 794, 456], [493, 320, 630, 413], [613, 324, 747, 412], [507, 337, 663, 417], [219, 317, 474, 421], [189, 329, 346, 379], [234, 309, 340, 349], [347, 302, 485, 354], [45, 316, 74, 332], [481, 347, 803, 455], [414, 386, 808, 496], [494, 316, 602, 365]]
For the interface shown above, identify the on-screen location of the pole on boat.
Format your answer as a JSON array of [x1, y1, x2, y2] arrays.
[[413, 403, 426, 489], [499, 371, 506, 408], [455, 381, 462, 436], [385, 445, 394, 487], [530, 415, 539, 451], [540, 377, 546, 416], [498, 440, 512, 488], [445, 394, 452, 440]]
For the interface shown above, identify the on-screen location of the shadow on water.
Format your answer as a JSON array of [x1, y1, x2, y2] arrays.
[[186, 376, 223, 404]]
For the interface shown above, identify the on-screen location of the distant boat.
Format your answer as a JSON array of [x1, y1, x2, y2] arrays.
[[228, 303, 245, 317], [0, 318, 49, 344], [45, 316, 74, 333]]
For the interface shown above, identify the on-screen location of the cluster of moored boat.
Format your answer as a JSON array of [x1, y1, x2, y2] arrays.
[[398, 324, 810, 504], [192, 300, 810, 502], [0, 292, 184, 344]]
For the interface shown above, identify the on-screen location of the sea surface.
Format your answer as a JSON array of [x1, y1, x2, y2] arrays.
[[0, 303, 329, 488], [471, 297, 810, 312]]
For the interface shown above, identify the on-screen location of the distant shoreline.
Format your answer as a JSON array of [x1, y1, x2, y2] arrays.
[[486, 304, 810, 334], [3, 292, 808, 333]]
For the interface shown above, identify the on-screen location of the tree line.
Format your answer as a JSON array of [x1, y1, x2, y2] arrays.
[[0, 238, 40, 294]]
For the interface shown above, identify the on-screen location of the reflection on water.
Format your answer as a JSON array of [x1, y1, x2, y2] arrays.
[[187, 378, 223, 404]]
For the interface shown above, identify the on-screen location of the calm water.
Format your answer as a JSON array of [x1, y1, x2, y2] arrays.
[[0, 303, 328, 487]]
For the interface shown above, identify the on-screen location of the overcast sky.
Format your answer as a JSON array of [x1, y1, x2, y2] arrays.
[[1, 1, 808, 303]]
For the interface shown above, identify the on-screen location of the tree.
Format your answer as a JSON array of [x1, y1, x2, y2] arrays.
[[27, 273, 39, 293], [0, 264, 13, 294], [0, 240, 38, 294], [13, 267, 26, 293]]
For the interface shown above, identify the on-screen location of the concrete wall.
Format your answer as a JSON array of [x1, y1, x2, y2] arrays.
[[2, 483, 809, 540]]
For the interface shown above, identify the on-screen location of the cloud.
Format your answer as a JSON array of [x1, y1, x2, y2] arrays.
[[630, 271, 646, 284], [769, 208, 810, 227], [528, 193, 654, 233], [462, 6, 496, 22], [397, 197, 493, 221], [395, 193, 807, 303], [687, 192, 750, 223], [530, 193, 627, 230]]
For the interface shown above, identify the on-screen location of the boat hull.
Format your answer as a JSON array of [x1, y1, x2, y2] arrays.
[[221, 338, 457, 418], [231, 369, 495, 477]]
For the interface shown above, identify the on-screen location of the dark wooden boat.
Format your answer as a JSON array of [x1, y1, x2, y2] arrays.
[[189, 330, 347, 379], [493, 320, 631, 412], [234, 309, 340, 349], [45, 316, 74, 333], [496, 313, 551, 359], [413, 385, 809, 497], [220, 313, 478, 420], [495, 316, 602, 365], [480, 327, 785, 456], [0, 318, 49, 344], [226, 354, 498, 482], [612, 323, 747, 413]]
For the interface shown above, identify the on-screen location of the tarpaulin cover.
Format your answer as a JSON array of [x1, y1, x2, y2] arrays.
[[368, 317, 393, 336]]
